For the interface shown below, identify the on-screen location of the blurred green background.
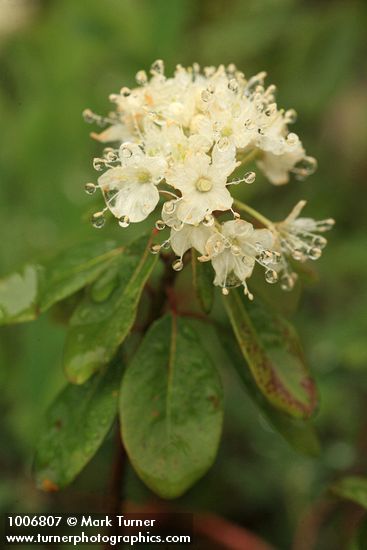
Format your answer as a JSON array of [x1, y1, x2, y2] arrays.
[[1, 0, 367, 548]]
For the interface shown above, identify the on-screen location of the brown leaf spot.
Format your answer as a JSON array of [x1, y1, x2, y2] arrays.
[[208, 395, 220, 409]]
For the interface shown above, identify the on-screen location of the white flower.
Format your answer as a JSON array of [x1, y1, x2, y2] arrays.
[[85, 61, 332, 297], [257, 141, 306, 185], [277, 200, 335, 261], [166, 143, 239, 225], [98, 144, 166, 223], [265, 200, 335, 290], [205, 219, 274, 297], [171, 224, 214, 259]]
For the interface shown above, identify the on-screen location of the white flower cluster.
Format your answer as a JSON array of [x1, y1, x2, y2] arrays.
[[84, 61, 333, 298]]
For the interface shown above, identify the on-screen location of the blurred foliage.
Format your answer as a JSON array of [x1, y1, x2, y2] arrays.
[[1, 0, 367, 548]]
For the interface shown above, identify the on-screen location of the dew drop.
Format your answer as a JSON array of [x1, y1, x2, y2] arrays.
[[244, 171, 256, 184], [172, 221, 184, 231], [120, 144, 133, 159], [163, 201, 176, 215], [228, 78, 239, 93], [201, 89, 213, 103], [85, 183, 97, 195], [292, 249, 305, 261], [285, 108, 297, 124], [155, 220, 166, 231], [136, 70, 148, 85], [203, 213, 215, 227], [313, 236, 327, 248], [309, 247, 322, 260], [120, 86, 131, 97], [293, 156, 318, 179], [280, 274, 295, 291], [217, 137, 230, 151], [151, 59, 164, 75], [118, 215, 130, 228], [265, 103, 276, 117], [150, 244, 161, 255], [245, 119, 256, 131], [172, 259, 184, 272], [161, 240, 171, 250], [265, 269, 278, 284], [93, 158, 105, 171], [286, 132, 299, 147], [231, 244, 241, 256], [91, 212, 105, 229], [82, 109, 95, 123]]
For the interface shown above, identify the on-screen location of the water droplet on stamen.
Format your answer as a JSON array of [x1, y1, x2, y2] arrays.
[[228, 78, 239, 93], [265, 103, 276, 117], [201, 89, 213, 103], [293, 156, 318, 179], [120, 144, 133, 159], [91, 211, 105, 229], [85, 183, 97, 195], [292, 249, 305, 261], [120, 86, 131, 97], [161, 240, 171, 250], [155, 220, 166, 231], [150, 59, 164, 75], [280, 274, 295, 291], [163, 200, 176, 214], [265, 269, 278, 284], [286, 132, 299, 147], [217, 137, 230, 151], [245, 119, 255, 131], [285, 108, 297, 124], [309, 247, 322, 260], [313, 236, 327, 248], [203, 214, 215, 227], [136, 70, 148, 85], [244, 171, 256, 184], [150, 244, 161, 255], [231, 244, 241, 256], [172, 259, 184, 272], [82, 109, 96, 123], [172, 221, 184, 231], [93, 158, 105, 171], [118, 215, 130, 228]]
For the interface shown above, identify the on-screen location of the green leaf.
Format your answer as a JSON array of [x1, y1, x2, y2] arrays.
[[0, 240, 121, 325], [330, 477, 367, 509], [39, 241, 122, 311], [223, 290, 318, 419], [34, 360, 123, 491], [191, 252, 214, 314], [120, 314, 223, 499], [218, 327, 320, 456], [63, 235, 157, 384]]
